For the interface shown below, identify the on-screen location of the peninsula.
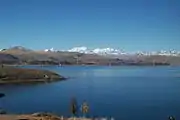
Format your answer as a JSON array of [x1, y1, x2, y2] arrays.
[[0, 66, 66, 84]]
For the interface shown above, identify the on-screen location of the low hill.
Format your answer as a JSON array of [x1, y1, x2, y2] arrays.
[[0, 53, 20, 64], [2, 46, 33, 53], [142, 55, 180, 66]]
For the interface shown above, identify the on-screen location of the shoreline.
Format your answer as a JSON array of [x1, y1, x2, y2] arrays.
[[0, 78, 65, 85]]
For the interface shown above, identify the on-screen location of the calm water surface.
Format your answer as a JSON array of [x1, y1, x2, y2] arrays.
[[0, 66, 180, 120]]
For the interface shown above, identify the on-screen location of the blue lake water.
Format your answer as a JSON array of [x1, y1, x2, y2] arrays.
[[0, 66, 180, 120]]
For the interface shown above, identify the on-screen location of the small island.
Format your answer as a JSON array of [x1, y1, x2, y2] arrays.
[[0, 65, 66, 84]]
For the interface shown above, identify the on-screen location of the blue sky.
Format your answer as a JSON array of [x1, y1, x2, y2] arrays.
[[0, 0, 179, 52]]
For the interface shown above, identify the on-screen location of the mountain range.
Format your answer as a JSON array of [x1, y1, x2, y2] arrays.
[[0, 46, 180, 66], [44, 46, 180, 57]]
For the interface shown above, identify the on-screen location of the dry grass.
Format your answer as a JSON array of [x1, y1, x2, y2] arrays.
[[0, 115, 93, 120]]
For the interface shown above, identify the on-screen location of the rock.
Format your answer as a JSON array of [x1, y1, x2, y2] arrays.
[[32, 112, 54, 117], [169, 116, 176, 120], [0, 109, 7, 114], [0, 93, 5, 98], [31, 112, 62, 120], [31, 112, 46, 117]]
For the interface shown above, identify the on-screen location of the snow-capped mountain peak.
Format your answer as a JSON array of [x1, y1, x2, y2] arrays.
[[43, 46, 180, 56], [67, 46, 88, 53], [92, 48, 125, 55], [44, 48, 56, 52], [66, 47, 126, 55]]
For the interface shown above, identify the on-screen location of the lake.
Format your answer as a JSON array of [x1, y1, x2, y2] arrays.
[[0, 66, 180, 120]]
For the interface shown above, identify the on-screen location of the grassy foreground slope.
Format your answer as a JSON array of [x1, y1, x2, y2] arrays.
[[0, 112, 94, 120], [0, 115, 92, 120], [0, 66, 65, 84]]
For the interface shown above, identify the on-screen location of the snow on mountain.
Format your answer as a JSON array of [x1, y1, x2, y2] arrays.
[[44, 48, 56, 52], [66, 47, 127, 55], [92, 48, 126, 55], [43, 47, 180, 56], [67, 46, 89, 53], [135, 50, 180, 56]]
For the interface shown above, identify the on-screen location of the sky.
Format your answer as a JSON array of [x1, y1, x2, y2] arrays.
[[0, 0, 180, 52]]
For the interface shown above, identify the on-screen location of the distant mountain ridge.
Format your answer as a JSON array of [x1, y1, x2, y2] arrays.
[[0, 46, 180, 66], [44, 46, 180, 57], [0, 46, 33, 54], [1, 46, 180, 57]]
